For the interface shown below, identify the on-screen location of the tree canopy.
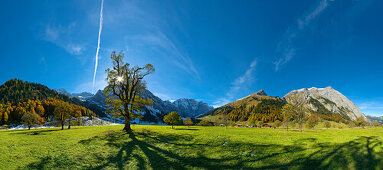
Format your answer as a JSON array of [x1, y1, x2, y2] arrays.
[[163, 111, 182, 129], [104, 51, 154, 133]]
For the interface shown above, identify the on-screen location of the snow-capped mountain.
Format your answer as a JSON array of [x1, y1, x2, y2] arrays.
[[71, 92, 93, 101], [56, 88, 213, 122], [172, 98, 214, 118]]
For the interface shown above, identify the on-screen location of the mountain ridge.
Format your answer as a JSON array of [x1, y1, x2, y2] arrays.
[[203, 90, 286, 122], [57, 88, 214, 122], [283, 86, 367, 121]]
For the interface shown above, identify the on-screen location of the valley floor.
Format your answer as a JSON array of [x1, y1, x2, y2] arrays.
[[1, 125, 383, 169]]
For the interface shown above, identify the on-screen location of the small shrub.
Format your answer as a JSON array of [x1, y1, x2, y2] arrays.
[[324, 121, 331, 129], [274, 120, 282, 128], [0, 125, 9, 130], [198, 119, 212, 126]]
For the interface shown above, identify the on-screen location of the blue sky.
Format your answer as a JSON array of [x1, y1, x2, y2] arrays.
[[0, 0, 382, 116]]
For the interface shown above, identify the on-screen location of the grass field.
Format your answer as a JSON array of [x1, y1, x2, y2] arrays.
[[1, 125, 383, 169]]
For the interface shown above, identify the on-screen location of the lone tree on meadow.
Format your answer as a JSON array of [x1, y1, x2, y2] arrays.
[[21, 111, 41, 130], [286, 95, 308, 132], [355, 116, 367, 127], [54, 101, 71, 130], [324, 121, 331, 129], [305, 115, 319, 129], [198, 119, 212, 126], [163, 111, 182, 129], [105, 51, 154, 133], [281, 103, 295, 131], [183, 117, 193, 128]]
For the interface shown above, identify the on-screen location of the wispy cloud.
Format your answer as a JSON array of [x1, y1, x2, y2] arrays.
[[213, 59, 257, 108], [131, 31, 200, 79], [92, 0, 104, 94], [358, 101, 383, 110], [43, 23, 86, 55], [356, 100, 383, 116], [95, 0, 199, 80], [274, 0, 329, 71]]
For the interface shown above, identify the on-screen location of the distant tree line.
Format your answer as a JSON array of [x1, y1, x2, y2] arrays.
[[0, 98, 96, 130]]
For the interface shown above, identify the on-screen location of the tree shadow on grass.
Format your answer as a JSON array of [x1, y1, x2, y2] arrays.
[[257, 136, 383, 169], [24, 129, 383, 169], [8, 129, 62, 135], [172, 127, 199, 131]]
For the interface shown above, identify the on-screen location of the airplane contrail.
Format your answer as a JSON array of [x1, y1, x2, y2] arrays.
[[92, 0, 104, 94]]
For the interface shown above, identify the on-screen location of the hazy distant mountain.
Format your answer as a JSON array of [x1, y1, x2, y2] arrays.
[[284, 87, 367, 121], [203, 90, 286, 121], [56, 88, 73, 98], [366, 115, 383, 124], [72, 92, 93, 101]]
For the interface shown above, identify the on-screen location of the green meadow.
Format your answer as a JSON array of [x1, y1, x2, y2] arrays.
[[1, 125, 383, 169]]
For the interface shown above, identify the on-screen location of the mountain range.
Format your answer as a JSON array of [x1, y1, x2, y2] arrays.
[[203, 87, 368, 123], [57, 88, 214, 123], [0, 79, 369, 124], [366, 116, 383, 124]]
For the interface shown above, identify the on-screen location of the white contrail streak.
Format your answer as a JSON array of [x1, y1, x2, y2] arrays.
[[92, 0, 104, 94]]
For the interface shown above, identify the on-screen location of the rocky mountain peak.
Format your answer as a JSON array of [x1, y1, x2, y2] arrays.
[[284, 87, 367, 121], [255, 90, 267, 96]]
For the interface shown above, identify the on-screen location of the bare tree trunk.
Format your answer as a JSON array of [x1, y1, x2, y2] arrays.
[[299, 123, 302, 132], [123, 117, 132, 133], [61, 121, 64, 130], [28, 126, 31, 130], [68, 120, 71, 129]]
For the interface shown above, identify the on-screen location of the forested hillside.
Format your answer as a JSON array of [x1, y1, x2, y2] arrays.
[[0, 79, 71, 104], [205, 90, 286, 122], [0, 79, 96, 125]]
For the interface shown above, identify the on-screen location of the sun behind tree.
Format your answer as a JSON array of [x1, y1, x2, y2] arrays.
[[163, 111, 182, 129], [104, 51, 154, 133]]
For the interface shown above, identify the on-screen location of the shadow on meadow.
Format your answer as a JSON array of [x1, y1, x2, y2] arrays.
[[24, 129, 383, 169], [8, 129, 62, 135]]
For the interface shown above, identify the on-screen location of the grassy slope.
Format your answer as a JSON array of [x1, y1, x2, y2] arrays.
[[1, 126, 383, 169]]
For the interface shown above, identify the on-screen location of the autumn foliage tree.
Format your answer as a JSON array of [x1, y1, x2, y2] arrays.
[[183, 117, 193, 128], [324, 121, 331, 129], [163, 111, 182, 129], [54, 101, 71, 130], [21, 111, 41, 130], [305, 115, 319, 129], [281, 103, 295, 131], [105, 51, 154, 133], [274, 120, 282, 128], [355, 116, 367, 127], [287, 95, 308, 132]]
